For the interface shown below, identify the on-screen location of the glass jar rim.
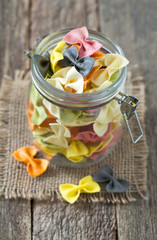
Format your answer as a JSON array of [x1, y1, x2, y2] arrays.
[[31, 28, 127, 109]]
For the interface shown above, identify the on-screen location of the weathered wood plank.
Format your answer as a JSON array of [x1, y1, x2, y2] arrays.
[[33, 201, 116, 240], [116, 110, 157, 240], [0, 197, 31, 240], [0, 0, 31, 239], [30, 0, 99, 48], [31, 0, 116, 239], [99, 0, 157, 239], [0, 0, 30, 81]]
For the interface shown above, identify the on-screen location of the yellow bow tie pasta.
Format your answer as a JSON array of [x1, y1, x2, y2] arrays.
[[43, 123, 71, 148], [59, 175, 100, 204], [33, 123, 71, 148], [47, 66, 84, 93], [43, 99, 60, 119], [93, 100, 122, 137], [49, 40, 66, 73], [93, 53, 129, 85]]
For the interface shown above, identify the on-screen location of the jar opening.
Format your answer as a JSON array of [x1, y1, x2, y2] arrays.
[[31, 28, 127, 110]]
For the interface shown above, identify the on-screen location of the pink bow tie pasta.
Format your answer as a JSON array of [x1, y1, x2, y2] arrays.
[[63, 26, 102, 58]]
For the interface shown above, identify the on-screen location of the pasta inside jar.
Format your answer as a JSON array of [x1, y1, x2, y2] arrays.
[[27, 27, 140, 167]]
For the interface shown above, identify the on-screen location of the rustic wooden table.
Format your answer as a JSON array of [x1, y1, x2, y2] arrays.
[[0, 0, 157, 239]]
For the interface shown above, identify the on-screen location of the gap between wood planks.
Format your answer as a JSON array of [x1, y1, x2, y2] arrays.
[[31, 200, 34, 240]]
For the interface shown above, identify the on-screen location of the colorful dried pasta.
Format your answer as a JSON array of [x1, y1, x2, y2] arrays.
[[12, 27, 129, 177], [28, 27, 128, 164]]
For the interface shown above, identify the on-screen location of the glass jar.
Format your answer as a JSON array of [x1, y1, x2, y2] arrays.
[[26, 28, 143, 167]]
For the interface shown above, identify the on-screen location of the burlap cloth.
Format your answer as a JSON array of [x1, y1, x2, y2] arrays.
[[0, 66, 148, 203]]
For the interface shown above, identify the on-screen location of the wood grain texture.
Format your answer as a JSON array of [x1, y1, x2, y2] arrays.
[[30, 0, 99, 48], [0, 0, 30, 80], [0, 0, 157, 239], [33, 201, 116, 240], [0, 1, 31, 239], [0, 197, 31, 240], [30, 0, 116, 239], [99, 0, 157, 239]]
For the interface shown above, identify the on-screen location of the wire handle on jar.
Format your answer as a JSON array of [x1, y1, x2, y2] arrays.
[[115, 92, 143, 144], [24, 38, 41, 58]]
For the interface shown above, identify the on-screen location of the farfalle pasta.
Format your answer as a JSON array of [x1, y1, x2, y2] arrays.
[[49, 40, 66, 73], [24, 26, 129, 167], [93, 165, 130, 193], [93, 100, 122, 137], [12, 146, 49, 177], [30, 85, 47, 125], [59, 175, 100, 204], [59, 45, 95, 77], [33, 123, 71, 148], [47, 66, 84, 93], [63, 26, 102, 58], [93, 53, 129, 83]]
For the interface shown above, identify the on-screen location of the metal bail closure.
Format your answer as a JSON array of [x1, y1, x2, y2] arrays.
[[24, 49, 35, 59], [24, 37, 42, 58], [116, 92, 143, 144]]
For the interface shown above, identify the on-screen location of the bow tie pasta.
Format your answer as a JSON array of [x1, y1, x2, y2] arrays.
[[93, 54, 129, 85], [49, 40, 66, 73], [33, 123, 71, 148], [93, 100, 122, 137], [47, 66, 84, 93]]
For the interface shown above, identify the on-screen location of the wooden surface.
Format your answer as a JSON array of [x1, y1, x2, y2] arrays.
[[0, 0, 157, 239]]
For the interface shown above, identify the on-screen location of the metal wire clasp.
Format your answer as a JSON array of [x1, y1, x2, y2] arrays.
[[24, 38, 42, 58], [115, 92, 143, 144]]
